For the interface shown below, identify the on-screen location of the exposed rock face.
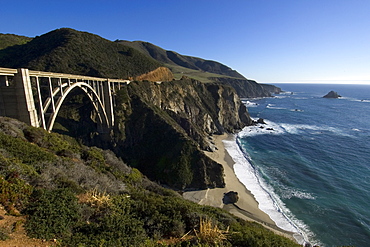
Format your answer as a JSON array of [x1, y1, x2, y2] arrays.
[[110, 77, 253, 189], [323, 91, 341, 98], [211, 77, 278, 98], [260, 84, 282, 94]]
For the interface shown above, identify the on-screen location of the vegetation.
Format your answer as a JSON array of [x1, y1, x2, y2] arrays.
[[0, 117, 300, 246], [0, 28, 162, 79], [116, 40, 246, 80], [0, 33, 32, 50], [0, 28, 291, 246]]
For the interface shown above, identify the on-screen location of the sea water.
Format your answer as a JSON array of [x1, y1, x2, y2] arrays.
[[225, 84, 370, 246]]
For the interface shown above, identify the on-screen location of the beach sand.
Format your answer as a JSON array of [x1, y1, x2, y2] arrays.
[[183, 133, 296, 240]]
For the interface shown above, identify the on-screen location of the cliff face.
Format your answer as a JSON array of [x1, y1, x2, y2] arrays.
[[109, 77, 252, 189], [260, 83, 282, 94], [212, 77, 272, 98]]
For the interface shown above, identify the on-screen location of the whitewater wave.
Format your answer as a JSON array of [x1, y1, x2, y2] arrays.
[[266, 103, 287, 110], [223, 135, 316, 245], [243, 100, 259, 107], [239, 118, 352, 138]]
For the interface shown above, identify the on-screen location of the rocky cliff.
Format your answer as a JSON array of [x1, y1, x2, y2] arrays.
[[212, 77, 281, 98], [109, 77, 252, 189]]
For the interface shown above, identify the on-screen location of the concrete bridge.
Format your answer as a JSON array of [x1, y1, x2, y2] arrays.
[[0, 67, 130, 132]]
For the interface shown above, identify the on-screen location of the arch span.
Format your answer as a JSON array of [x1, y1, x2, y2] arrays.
[[46, 82, 110, 132]]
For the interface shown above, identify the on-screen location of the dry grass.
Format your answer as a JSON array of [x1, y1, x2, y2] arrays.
[[78, 188, 111, 209], [135, 67, 174, 82], [194, 217, 229, 245]]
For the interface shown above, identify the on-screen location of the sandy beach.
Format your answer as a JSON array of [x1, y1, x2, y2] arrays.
[[183, 133, 296, 240]]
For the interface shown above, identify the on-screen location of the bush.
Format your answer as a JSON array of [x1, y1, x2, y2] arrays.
[[24, 188, 80, 240], [0, 173, 33, 214], [66, 195, 147, 246]]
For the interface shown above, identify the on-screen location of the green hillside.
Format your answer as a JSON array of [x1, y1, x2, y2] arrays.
[[117, 40, 246, 80], [0, 33, 32, 50], [0, 117, 300, 246], [0, 28, 162, 78]]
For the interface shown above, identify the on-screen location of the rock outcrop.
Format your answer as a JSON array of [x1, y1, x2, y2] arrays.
[[223, 191, 239, 204], [323, 91, 341, 98]]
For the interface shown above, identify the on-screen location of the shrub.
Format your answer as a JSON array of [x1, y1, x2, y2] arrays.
[[66, 195, 147, 246], [0, 173, 33, 214], [24, 188, 80, 240]]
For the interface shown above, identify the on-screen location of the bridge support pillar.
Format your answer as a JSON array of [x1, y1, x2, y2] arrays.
[[103, 80, 114, 128], [14, 68, 39, 127]]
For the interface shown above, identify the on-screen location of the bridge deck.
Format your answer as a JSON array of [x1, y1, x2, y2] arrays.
[[0, 67, 130, 83]]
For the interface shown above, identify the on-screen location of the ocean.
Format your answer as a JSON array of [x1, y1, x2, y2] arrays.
[[224, 84, 370, 246]]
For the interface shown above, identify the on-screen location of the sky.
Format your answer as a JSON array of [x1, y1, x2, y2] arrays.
[[1, 0, 370, 84]]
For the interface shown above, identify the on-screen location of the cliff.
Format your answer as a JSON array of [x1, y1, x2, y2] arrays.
[[260, 83, 282, 94], [212, 77, 280, 98], [110, 77, 252, 189]]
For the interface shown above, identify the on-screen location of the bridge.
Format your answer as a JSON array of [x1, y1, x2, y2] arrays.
[[0, 67, 130, 132]]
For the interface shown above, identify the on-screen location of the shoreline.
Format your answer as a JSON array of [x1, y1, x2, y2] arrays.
[[183, 133, 297, 241]]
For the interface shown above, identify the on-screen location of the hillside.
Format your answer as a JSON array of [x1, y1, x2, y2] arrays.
[[0, 33, 32, 50], [118, 40, 281, 97], [0, 116, 300, 246], [0, 28, 162, 79], [117, 40, 245, 79], [0, 29, 280, 97]]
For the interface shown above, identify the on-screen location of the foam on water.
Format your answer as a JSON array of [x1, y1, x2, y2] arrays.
[[223, 134, 316, 245], [240, 118, 352, 137]]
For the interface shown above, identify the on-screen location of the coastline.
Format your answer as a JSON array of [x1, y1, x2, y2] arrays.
[[183, 133, 296, 241]]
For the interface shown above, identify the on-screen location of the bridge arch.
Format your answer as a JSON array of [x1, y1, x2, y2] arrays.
[[46, 82, 110, 132]]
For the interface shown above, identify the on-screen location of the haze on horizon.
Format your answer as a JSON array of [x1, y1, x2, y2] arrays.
[[1, 0, 370, 84]]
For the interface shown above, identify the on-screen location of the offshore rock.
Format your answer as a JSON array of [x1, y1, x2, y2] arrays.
[[323, 91, 341, 98], [256, 118, 266, 124]]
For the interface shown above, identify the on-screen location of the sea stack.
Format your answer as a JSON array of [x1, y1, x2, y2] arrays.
[[323, 91, 341, 98]]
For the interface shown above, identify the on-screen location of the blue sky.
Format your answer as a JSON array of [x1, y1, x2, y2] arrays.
[[1, 0, 370, 84]]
